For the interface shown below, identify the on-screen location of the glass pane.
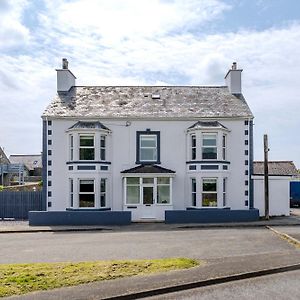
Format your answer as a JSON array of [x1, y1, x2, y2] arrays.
[[127, 177, 139, 185], [70, 135, 73, 147], [140, 135, 156, 147], [80, 148, 95, 160], [101, 178, 106, 192], [202, 148, 217, 159], [192, 148, 196, 160], [80, 180, 94, 192], [157, 186, 170, 204], [140, 148, 156, 161], [157, 177, 170, 184], [80, 136, 94, 146], [70, 179, 73, 193], [202, 193, 217, 207], [143, 178, 154, 184], [192, 178, 196, 192], [143, 187, 153, 204], [100, 136, 106, 147], [203, 135, 217, 146], [100, 195, 106, 207], [222, 135, 226, 147], [79, 194, 95, 207], [127, 186, 140, 204], [100, 148, 106, 161], [192, 193, 196, 206], [203, 179, 217, 192], [191, 135, 196, 147]]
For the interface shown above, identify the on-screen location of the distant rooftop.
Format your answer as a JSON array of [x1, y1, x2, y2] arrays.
[[9, 155, 42, 171], [253, 161, 298, 176], [43, 86, 253, 119]]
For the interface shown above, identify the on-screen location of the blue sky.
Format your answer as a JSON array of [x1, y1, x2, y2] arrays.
[[0, 0, 300, 167]]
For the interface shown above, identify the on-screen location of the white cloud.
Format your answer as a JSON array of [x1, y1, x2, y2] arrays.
[[0, 0, 300, 166], [0, 0, 30, 50]]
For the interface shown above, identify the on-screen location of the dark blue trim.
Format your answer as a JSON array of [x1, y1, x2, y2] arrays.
[[77, 166, 96, 170], [249, 120, 254, 208], [66, 161, 111, 165], [201, 165, 218, 170], [165, 209, 259, 224], [29, 211, 131, 225], [136, 131, 161, 165], [42, 120, 47, 211], [186, 160, 230, 164]]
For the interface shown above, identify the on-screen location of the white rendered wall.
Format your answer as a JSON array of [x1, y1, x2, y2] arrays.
[[253, 176, 290, 216], [46, 118, 251, 216]]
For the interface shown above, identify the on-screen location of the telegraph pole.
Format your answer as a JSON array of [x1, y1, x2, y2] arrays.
[[264, 134, 269, 220]]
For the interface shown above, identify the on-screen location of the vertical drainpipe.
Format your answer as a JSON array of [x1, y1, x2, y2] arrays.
[[249, 119, 254, 209], [42, 119, 47, 211]]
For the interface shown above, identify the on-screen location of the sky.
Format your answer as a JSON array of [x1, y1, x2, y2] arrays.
[[0, 0, 300, 167]]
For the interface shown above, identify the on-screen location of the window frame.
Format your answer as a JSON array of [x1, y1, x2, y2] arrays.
[[78, 179, 95, 208], [79, 134, 95, 161], [136, 131, 160, 164], [69, 178, 74, 207], [202, 133, 218, 160], [191, 134, 196, 160], [222, 134, 226, 161], [191, 178, 196, 206], [201, 178, 218, 207], [69, 135, 74, 161], [100, 135, 106, 161], [100, 178, 107, 207]]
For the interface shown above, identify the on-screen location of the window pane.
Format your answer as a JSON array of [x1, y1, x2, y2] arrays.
[[203, 134, 217, 146], [192, 148, 196, 160], [100, 148, 106, 161], [100, 195, 106, 207], [140, 148, 156, 161], [80, 136, 94, 146], [79, 194, 95, 207], [143, 178, 154, 184], [191, 135, 196, 147], [70, 135, 73, 147], [157, 186, 170, 204], [140, 135, 156, 147], [202, 148, 217, 159], [100, 136, 106, 147], [192, 193, 196, 206], [127, 186, 140, 204], [127, 177, 139, 184], [202, 193, 217, 207], [101, 178, 106, 192], [80, 180, 94, 192], [203, 179, 217, 192], [222, 135, 226, 147], [143, 187, 154, 204], [192, 178, 196, 193], [157, 177, 170, 184], [80, 148, 95, 160]]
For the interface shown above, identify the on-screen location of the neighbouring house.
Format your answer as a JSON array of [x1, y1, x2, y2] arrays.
[[9, 154, 42, 183], [253, 161, 298, 216], [0, 147, 10, 186], [30, 59, 260, 225]]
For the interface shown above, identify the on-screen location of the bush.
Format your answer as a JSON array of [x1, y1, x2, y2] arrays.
[[0, 185, 3, 191]]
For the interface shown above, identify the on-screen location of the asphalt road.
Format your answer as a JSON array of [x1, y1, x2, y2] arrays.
[[0, 227, 296, 264], [146, 269, 300, 300]]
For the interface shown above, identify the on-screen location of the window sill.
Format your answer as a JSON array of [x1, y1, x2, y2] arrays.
[[66, 207, 111, 211]]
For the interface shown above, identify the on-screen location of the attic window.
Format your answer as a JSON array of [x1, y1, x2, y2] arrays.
[[151, 94, 160, 99]]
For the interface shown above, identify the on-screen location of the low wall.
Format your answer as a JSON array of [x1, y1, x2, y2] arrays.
[[165, 209, 259, 224], [29, 211, 131, 226]]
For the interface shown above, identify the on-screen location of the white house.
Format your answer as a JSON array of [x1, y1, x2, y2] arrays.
[[31, 59, 259, 225]]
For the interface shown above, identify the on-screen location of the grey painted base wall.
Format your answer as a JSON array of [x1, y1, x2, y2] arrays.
[[29, 211, 131, 226], [165, 209, 259, 224]]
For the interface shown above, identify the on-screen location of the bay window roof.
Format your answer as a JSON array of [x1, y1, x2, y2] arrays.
[[68, 121, 110, 131], [188, 121, 229, 131], [121, 165, 175, 174]]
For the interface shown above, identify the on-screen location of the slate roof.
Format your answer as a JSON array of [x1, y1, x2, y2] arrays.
[[43, 86, 253, 119], [188, 121, 228, 130], [68, 121, 110, 131], [253, 161, 298, 176], [9, 155, 42, 171], [121, 165, 176, 174]]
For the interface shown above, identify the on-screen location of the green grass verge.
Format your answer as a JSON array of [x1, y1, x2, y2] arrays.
[[0, 257, 199, 297]]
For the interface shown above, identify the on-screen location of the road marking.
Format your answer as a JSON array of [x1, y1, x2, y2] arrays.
[[266, 226, 300, 249]]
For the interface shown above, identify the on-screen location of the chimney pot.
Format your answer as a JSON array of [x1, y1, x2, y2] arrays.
[[232, 62, 237, 70], [62, 58, 68, 69]]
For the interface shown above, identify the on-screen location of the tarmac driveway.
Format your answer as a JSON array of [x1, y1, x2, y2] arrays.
[[0, 227, 297, 264]]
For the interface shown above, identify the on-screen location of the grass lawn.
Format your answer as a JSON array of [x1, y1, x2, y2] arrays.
[[0, 257, 199, 297]]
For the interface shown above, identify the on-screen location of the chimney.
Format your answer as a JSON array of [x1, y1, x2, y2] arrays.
[[224, 62, 242, 94], [56, 58, 76, 92]]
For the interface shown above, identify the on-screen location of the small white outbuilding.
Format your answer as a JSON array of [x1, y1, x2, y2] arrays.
[[253, 161, 298, 217]]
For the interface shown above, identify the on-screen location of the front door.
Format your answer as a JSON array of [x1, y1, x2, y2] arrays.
[[141, 185, 155, 218]]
